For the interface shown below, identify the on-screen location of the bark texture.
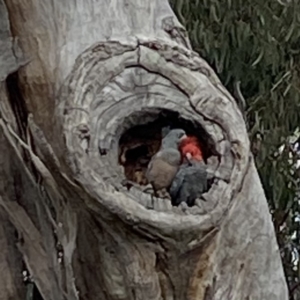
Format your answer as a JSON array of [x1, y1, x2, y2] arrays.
[[0, 0, 288, 299]]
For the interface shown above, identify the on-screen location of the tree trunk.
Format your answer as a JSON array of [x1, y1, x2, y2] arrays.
[[0, 0, 288, 299]]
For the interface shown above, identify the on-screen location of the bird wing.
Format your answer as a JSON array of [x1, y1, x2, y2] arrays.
[[186, 163, 208, 194], [169, 165, 188, 200], [170, 161, 208, 206]]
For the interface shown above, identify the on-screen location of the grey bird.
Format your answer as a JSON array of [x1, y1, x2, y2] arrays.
[[169, 153, 208, 207], [145, 128, 187, 198]]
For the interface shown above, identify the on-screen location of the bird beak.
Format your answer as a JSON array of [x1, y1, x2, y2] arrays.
[[185, 152, 192, 165], [186, 152, 192, 160], [180, 134, 188, 141]]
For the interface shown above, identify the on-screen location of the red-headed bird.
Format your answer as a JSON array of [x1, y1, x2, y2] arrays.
[[169, 135, 208, 206], [179, 136, 204, 161]]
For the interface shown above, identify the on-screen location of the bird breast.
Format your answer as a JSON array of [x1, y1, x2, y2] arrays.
[[155, 149, 181, 166], [146, 158, 179, 190]]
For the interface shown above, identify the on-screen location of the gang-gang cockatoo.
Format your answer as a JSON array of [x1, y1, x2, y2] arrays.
[[145, 128, 187, 198], [169, 136, 208, 206]]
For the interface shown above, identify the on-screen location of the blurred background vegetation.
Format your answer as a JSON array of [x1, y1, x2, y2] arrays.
[[170, 0, 300, 298]]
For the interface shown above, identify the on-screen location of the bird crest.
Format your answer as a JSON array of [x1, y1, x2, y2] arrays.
[[179, 136, 203, 161]]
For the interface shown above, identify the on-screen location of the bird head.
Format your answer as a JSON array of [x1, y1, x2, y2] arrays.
[[179, 136, 203, 161], [161, 129, 187, 149]]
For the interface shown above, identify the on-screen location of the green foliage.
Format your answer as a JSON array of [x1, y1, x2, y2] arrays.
[[170, 0, 300, 296]]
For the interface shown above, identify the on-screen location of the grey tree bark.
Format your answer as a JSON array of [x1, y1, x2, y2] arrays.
[[0, 0, 289, 299]]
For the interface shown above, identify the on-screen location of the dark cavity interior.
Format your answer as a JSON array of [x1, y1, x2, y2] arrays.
[[118, 110, 214, 185]]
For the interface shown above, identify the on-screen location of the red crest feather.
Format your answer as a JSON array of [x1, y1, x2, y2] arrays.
[[179, 136, 203, 161]]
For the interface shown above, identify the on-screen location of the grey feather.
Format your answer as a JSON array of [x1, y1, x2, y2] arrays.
[[146, 129, 186, 193], [169, 159, 208, 207], [160, 129, 186, 149], [161, 126, 171, 138]]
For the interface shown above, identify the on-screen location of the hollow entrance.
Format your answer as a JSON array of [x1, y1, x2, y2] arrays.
[[118, 110, 212, 186]]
